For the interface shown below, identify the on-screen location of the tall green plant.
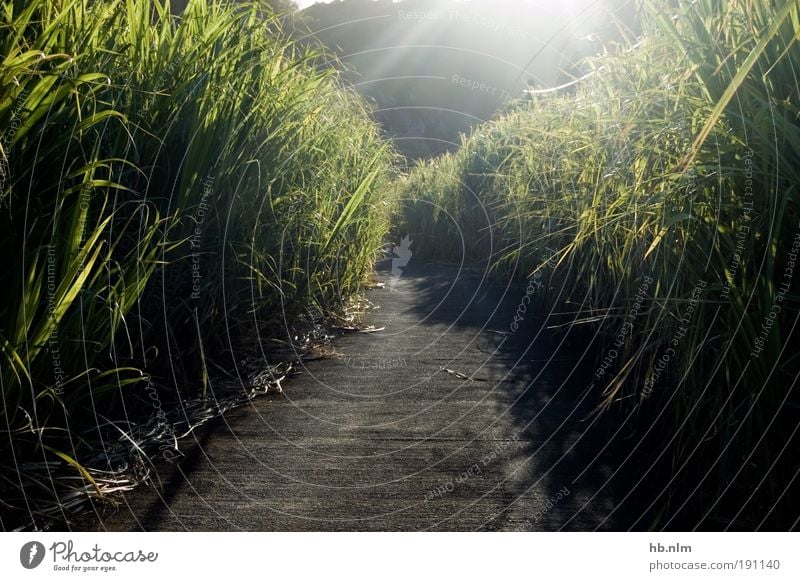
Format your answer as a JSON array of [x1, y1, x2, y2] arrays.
[[398, 0, 800, 528], [1, 0, 395, 530]]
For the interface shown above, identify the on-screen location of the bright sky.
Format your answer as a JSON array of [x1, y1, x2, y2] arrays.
[[295, 0, 333, 7], [294, 0, 549, 9]]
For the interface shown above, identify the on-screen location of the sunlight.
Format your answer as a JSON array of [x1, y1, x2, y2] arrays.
[[338, 0, 607, 93], [8, 0, 797, 553]]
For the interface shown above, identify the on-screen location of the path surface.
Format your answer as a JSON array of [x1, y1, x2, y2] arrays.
[[97, 262, 640, 531]]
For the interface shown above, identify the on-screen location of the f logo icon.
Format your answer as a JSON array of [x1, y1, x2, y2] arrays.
[[20, 541, 46, 569]]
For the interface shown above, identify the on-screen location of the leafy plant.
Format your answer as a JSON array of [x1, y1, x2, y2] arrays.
[[398, 0, 800, 528], [0, 0, 395, 530]]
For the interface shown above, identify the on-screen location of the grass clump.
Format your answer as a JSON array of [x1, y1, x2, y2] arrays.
[[0, 0, 394, 530], [398, 0, 800, 528]]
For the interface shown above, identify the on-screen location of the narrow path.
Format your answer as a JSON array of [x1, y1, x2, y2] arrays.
[[98, 262, 638, 531]]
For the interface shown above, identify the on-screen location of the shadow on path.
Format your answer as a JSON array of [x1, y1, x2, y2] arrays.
[[390, 260, 650, 530], [92, 261, 650, 531]]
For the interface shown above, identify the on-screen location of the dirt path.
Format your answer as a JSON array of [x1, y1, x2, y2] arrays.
[[97, 261, 640, 531]]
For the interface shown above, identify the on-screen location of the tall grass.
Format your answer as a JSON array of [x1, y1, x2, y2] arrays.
[[0, 0, 394, 530], [398, 0, 800, 528]]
